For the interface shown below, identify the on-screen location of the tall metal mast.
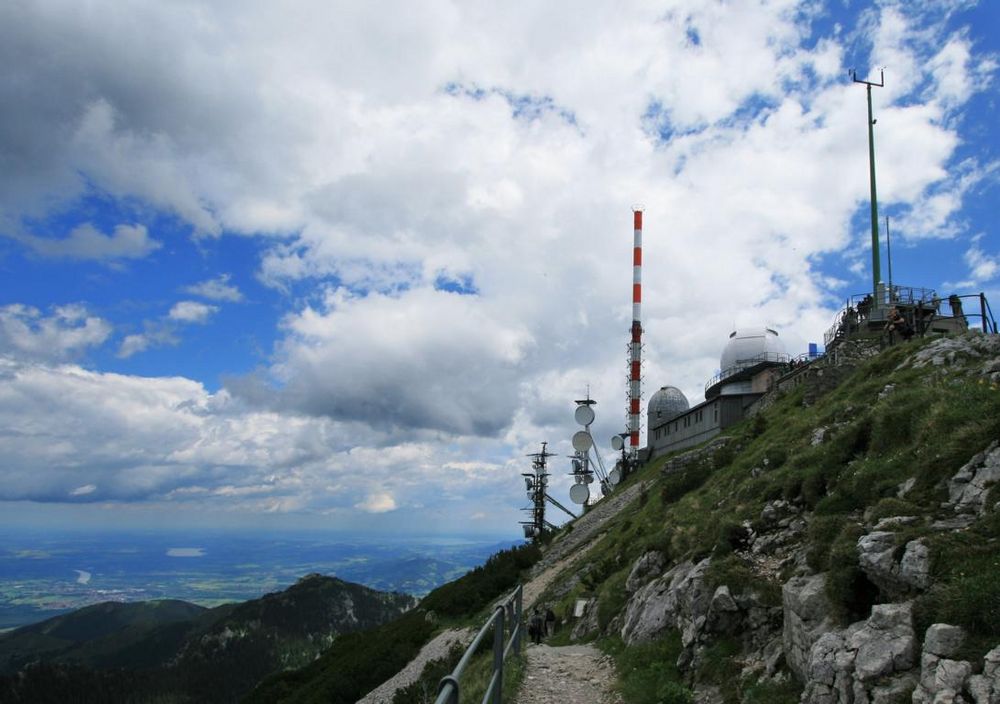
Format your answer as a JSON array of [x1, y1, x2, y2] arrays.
[[852, 68, 884, 298]]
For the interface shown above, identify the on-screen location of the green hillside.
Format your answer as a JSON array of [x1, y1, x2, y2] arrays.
[[0, 574, 416, 703]]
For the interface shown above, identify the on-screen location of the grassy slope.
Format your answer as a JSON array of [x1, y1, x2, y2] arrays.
[[537, 336, 1000, 703]]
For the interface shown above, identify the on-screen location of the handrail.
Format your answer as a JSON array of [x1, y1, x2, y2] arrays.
[[435, 584, 523, 704], [704, 351, 791, 395]]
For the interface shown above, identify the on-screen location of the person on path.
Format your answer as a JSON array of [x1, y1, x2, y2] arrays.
[[529, 609, 544, 645], [885, 306, 914, 343], [544, 607, 556, 637]]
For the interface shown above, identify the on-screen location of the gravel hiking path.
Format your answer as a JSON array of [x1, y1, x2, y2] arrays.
[[512, 643, 622, 704], [358, 480, 647, 703], [356, 627, 473, 704]]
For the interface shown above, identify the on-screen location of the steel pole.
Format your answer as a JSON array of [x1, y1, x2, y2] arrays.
[[867, 84, 881, 297]]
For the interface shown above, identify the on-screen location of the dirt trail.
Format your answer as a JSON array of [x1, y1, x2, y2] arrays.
[[512, 643, 622, 704], [358, 480, 647, 703]]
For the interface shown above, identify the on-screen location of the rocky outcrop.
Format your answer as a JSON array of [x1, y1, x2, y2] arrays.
[[625, 551, 666, 594], [801, 602, 917, 703], [620, 559, 713, 646], [911, 623, 1000, 704], [906, 333, 1000, 380], [948, 441, 1000, 516], [856, 532, 930, 595], [783, 574, 834, 681]]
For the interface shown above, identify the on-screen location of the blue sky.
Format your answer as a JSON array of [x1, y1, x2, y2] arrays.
[[1, 0, 998, 537]]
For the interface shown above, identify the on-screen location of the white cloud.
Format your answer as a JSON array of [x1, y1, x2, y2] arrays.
[[70, 484, 96, 496], [10, 223, 160, 261], [0, 1, 995, 531], [184, 274, 243, 302], [355, 492, 398, 514], [168, 301, 219, 324], [0, 304, 111, 361]]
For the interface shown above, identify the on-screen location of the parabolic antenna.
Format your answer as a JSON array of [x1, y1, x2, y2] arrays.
[[611, 435, 624, 451], [608, 468, 621, 485], [569, 483, 590, 504], [574, 405, 595, 426], [572, 430, 594, 453], [584, 473, 594, 484]]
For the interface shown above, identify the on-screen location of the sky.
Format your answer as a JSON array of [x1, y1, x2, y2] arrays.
[[1, 0, 998, 538]]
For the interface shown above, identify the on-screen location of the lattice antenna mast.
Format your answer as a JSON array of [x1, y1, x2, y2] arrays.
[[851, 68, 884, 298], [520, 442, 555, 541], [627, 210, 644, 459]]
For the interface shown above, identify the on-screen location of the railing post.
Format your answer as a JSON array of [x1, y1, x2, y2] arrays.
[[493, 606, 504, 704], [982, 293, 989, 334], [515, 586, 522, 656]]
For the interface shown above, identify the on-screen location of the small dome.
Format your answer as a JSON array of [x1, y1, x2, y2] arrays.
[[720, 327, 786, 372], [648, 386, 690, 424]]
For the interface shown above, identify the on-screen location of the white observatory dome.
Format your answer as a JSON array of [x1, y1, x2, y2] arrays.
[[648, 386, 690, 423], [720, 327, 787, 372]]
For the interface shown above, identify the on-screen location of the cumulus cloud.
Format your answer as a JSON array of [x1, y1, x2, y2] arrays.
[[11, 223, 160, 261], [184, 274, 244, 302], [168, 301, 219, 324], [0, 304, 111, 361], [0, 1, 995, 529], [355, 492, 398, 514]]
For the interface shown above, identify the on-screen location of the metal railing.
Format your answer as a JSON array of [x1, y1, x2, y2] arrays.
[[703, 351, 791, 395], [435, 584, 523, 704], [824, 290, 997, 347]]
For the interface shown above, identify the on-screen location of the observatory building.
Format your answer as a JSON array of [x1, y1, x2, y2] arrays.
[[646, 327, 789, 459]]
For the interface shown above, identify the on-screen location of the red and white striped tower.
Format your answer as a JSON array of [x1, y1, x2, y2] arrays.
[[628, 210, 643, 458]]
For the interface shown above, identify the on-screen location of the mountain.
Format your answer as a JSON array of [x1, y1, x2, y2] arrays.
[[0, 574, 416, 703]]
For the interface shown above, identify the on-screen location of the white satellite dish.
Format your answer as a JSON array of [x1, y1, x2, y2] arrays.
[[572, 430, 593, 453], [574, 405, 595, 426], [608, 468, 621, 485], [569, 483, 590, 504], [611, 435, 624, 451]]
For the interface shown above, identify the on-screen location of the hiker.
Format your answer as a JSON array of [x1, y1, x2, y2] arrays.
[[529, 608, 544, 645], [884, 307, 913, 342], [545, 607, 556, 637]]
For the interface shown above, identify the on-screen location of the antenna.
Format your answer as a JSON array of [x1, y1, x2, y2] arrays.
[[626, 210, 644, 461], [852, 68, 885, 300], [885, 216, 893, 295], [519, 442, 555, 542]]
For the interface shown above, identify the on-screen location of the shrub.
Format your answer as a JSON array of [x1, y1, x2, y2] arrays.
[[805, 514, 849, 572], [825, 524, 879, 622], [601, 633, 691, 704]]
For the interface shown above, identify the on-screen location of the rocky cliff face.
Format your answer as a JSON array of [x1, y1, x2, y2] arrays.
[[545, 332, 1000, 704]]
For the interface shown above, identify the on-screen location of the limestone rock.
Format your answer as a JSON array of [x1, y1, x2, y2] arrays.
[[948, 441, 1000, 515], [900, 539, 931, 591], [856, 532, 930, 594], [923, 624, 966, 658], [849, 603, 916, 682], [782, 573, 833, 681], [620, 558, 713, 646], [625, 551, 666, 594]]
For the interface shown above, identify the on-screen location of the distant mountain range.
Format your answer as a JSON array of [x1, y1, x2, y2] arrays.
[[0, 574, 416, 703]]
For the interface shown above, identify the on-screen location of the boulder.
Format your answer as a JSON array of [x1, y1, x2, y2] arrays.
[[899, 540, 931, 590], [948, 441, 1000, 515], [848, 603, 916, 682], [783, 573, 833, 681], [625, 551, 666, 594], [800, 603, 917, 703], [856, 532, 931, 595], [620, 559, 713, 646], [923, 624, 966, 658]]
